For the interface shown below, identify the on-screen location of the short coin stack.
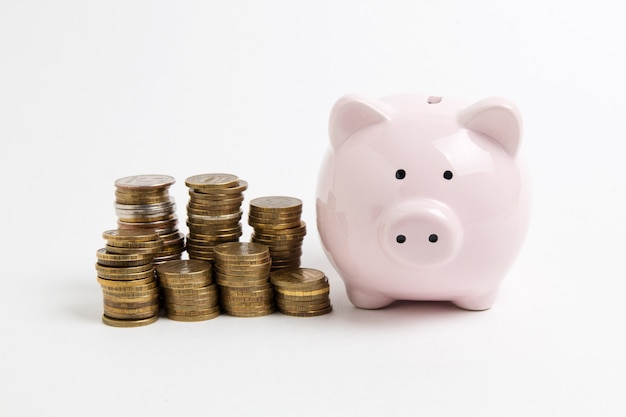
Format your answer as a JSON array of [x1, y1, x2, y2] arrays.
[[114, 174, 185, 266], [185, 173, 247, 262], [249, 196, 306, 271], [270, 268, 332, 317], [214, 242, 274, 317], [95, 229, 163, 327], [156, 259, 220, 321]]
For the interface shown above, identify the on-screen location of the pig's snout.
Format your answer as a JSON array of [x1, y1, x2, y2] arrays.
[[380, 200, 462, 266]]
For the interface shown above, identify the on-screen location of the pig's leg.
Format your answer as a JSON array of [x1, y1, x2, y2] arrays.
[[347, 287, 394, 309], [451, 290, 499, 311]]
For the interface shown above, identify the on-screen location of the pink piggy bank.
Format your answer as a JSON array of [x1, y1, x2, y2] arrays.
[[316, 93, 530, 310]]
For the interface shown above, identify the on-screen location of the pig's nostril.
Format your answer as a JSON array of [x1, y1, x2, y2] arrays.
[[428, 234, 438, 243], [396, 235, 406, 244]]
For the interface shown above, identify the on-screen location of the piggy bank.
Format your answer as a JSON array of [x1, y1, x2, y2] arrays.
[[316, 93, 530, 310]]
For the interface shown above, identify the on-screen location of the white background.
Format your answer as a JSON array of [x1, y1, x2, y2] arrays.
[[1, 1, 624, 416]]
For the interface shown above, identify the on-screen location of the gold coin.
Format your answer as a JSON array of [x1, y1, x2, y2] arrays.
[[251, 221, 307, 236], [163, 289, 218, 300], [215, 277, 269, 288], [249, 196, 302, 212], [101, 283, 158, 296], [116, 213, 175, 224], [225, 309, 274, 318], [251, 233, 306, 243], [102, 293, 158, 304], [97, 275, 155, 287], [214, 241, 270, 260], [102, 229, 160, 243], [103, 298, 158, 309], [114, 193, 171, 205], [247, 210, 302, 220], [166, 311, 220, 322], [214, 267, 271, 277], [102, 314, 158, 327], [159, 281, 212, 291], [104, 310, 159, 321], [248, 219, 303, 230], [160, 231, 184, 243], [164, 296, 218, 307], [275, 286, 330, 297], [97, 268, 155, 281], [103, 304, 160, 317], [115, 188, 170, 197], [166, 305, 221, 315], [188, 207, 242, 217], [118, 216, 178, 229], [96, 248, 155, 262], [95, 262, 153, 275], [114, 174, 175, 190], [188, 179, 248, 195], [270, 268, 326, 289], [276, 304, 333, 314], [165, 300, 218, 309], [187, 220, 242, 231], [221, 283, 272, 293], [95, 248, 154, 267], [186, 254, 215, 262], [214, 258, 272, 268], [162, 286, 217, 297], [104, 244, 162, 255], [267, 246, 303, 255], [251, 233, 305, 243], [156, 259, 211, 276], [279, 305, 333, 317], [104, 240, 164, 252], [187, 194, 244, 205], [185, 173, 239, 189], [188, 193, 244, 204]]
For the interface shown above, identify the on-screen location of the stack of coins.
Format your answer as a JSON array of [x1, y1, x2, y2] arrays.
[[156, 259, 220, 321], [95, 229, 163, 327], [114, 174, 185, 265], [185, 173, 247, 262], [249, 196, 306, 271], [214, 242, 274, 317], [270, 268, 332, 317]]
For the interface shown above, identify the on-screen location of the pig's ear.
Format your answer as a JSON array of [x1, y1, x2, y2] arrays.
[[329, 94, 390, 150], [459, 97, 522, 157]]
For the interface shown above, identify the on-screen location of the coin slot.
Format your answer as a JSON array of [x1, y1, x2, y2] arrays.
[[427, 96, 442, 104]]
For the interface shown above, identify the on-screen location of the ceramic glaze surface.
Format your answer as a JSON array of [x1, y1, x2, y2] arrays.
[[316, 93, 530, 310]]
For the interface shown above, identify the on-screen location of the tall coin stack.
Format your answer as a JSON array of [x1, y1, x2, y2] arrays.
[[270, 268, 333, 317], [96, 229, 163, 327], [114, 174, 185, 266], [184, 173, 247, 262], [249, 196, 306, 271], [214, 242, 274, 317], [156, 259, 220, 321]]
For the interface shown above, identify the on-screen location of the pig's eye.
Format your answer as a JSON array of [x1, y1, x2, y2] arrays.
[[443, 170, 453, 180], [395, 169, 406, 180]]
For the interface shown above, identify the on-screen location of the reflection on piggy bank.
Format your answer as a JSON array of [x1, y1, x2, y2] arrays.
[[316, 93, 530, 310]]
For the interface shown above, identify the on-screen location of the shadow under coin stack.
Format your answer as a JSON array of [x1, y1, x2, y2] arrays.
[[156, 259, 220, 321], [214, 242, 274, 317], [114, 174, 185, 266], [270, 268, 333, 317], [184, 173, 247, 263], [95, 229, 163, 327], [249, 196, 306, 271]]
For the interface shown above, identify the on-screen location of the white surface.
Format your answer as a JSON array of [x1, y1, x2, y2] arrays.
[[1, 1, 625, 416]]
